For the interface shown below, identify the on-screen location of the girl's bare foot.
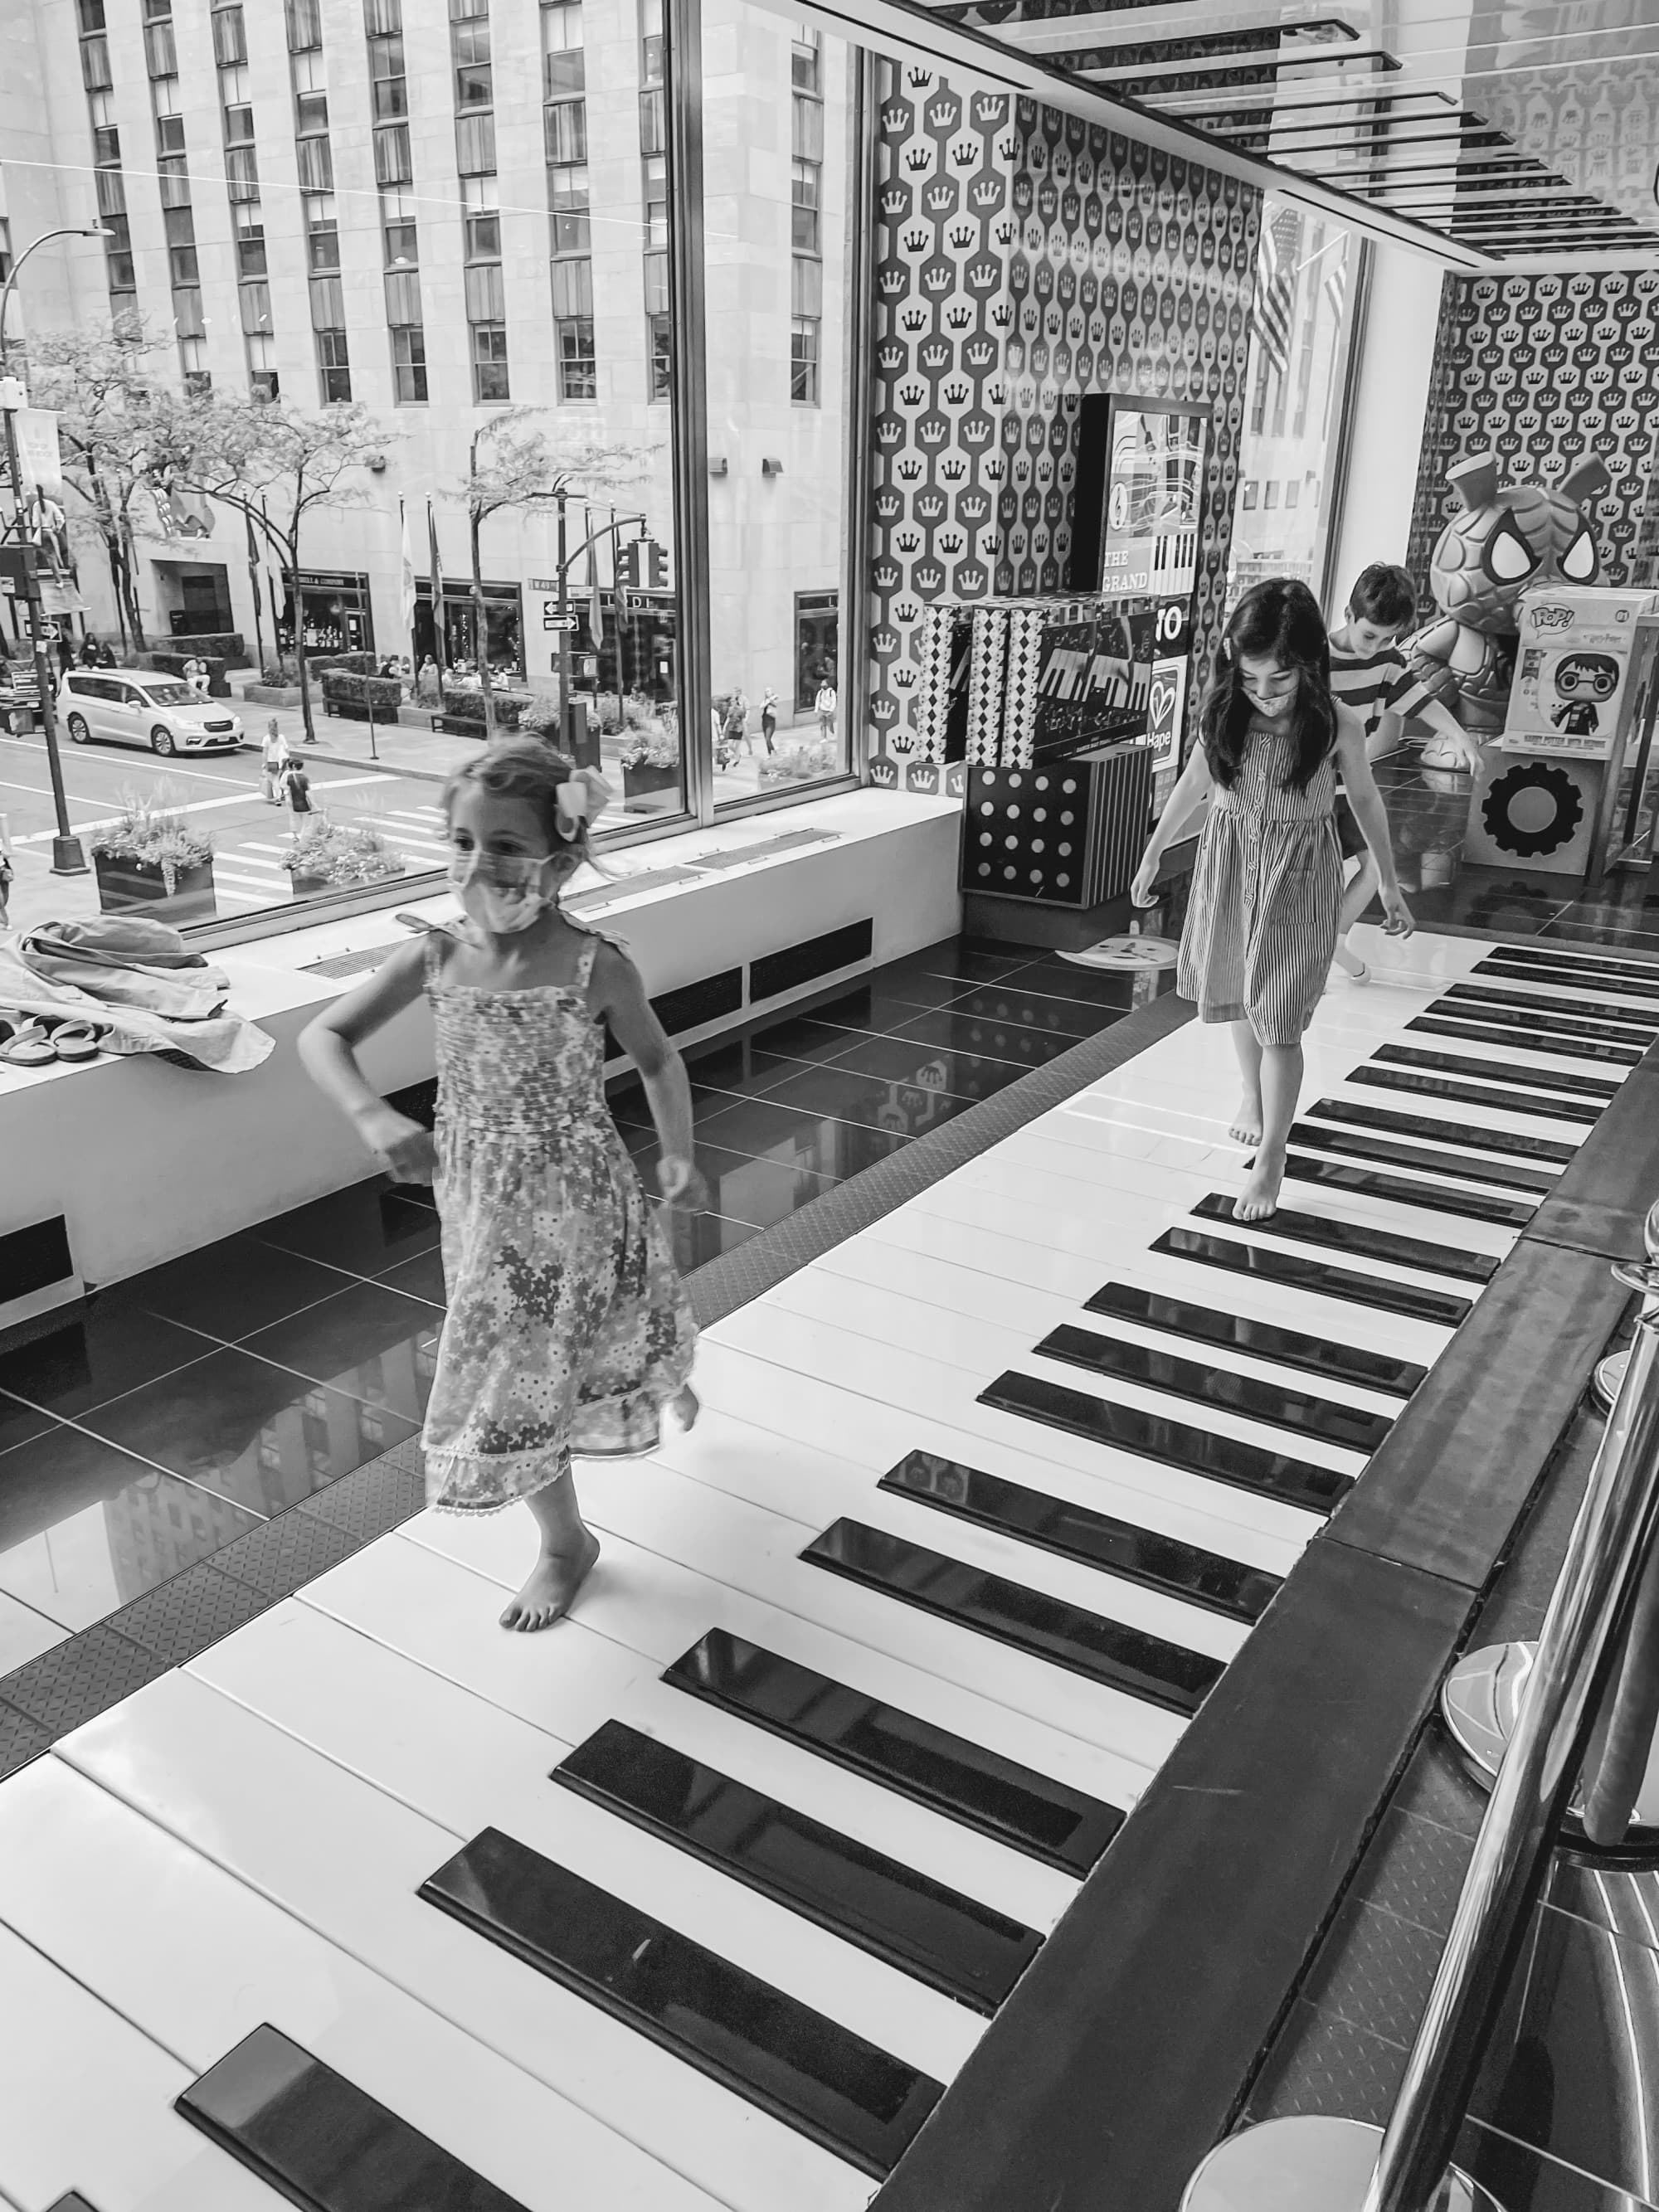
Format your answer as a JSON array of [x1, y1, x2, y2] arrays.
[[500, 1528, 601, 1632], [1234, 1148, 1285, 1223], [1331, 941, 1370, 981], [666, 1383, 699, 1435], [1229, 1096, 1265, 1146]]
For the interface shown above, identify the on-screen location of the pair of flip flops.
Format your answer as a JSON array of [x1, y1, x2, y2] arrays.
[[0, 1013, 106, 1066]]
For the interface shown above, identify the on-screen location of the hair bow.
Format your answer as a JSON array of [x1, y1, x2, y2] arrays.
[[555, 766, 614, 842]]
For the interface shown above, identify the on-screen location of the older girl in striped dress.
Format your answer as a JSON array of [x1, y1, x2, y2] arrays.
[[1131, 578, 1413, 1222]]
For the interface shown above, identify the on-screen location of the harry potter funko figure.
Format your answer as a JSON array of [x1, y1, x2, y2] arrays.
[[1549, 651, 1621, 736]]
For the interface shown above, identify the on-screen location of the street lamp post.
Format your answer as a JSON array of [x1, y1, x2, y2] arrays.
[[0, 222, 106, 876]]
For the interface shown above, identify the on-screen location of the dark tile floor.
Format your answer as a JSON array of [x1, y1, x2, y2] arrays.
[[0, 936, 1167, 1682]]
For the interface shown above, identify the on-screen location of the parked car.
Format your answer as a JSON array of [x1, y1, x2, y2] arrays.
[[58, 669, 244, 756]]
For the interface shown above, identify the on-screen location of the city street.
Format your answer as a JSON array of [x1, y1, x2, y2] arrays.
[[0, 712, 463, 933]]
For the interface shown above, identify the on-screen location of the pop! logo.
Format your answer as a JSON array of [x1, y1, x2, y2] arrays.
[[1531, 604, 1574, 630]]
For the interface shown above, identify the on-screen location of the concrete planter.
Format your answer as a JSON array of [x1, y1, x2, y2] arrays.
[[92, 853, 217, 921]]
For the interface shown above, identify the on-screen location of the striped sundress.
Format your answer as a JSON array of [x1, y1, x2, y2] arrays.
[[1177, 721, 1343, 1049]]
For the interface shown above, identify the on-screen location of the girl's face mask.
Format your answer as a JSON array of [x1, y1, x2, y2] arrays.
[[446, 849, 553, 935]]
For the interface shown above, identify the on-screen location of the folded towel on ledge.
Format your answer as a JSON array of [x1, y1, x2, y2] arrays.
[[0, 918, 275, 1073]]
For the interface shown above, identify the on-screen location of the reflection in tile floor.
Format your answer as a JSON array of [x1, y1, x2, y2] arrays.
[[0, 936, 1165, 1663]]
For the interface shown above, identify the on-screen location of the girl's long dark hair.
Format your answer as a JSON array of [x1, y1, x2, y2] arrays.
[[1199, 577, 1337, 792]]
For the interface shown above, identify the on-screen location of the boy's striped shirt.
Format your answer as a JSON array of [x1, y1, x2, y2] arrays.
[[1329, 640, 1435, 739]]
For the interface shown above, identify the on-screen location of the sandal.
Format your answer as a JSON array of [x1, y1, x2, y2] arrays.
[[45, 1018, 105, 1062], [0, 1016, 57, 1067]]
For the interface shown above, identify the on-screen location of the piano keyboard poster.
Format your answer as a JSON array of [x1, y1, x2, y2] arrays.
[[1099, 404, 1209, 604]]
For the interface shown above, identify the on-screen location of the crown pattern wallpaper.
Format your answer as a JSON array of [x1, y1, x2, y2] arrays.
[[1405, 268, 1659, 600], [866, 70, 1262, 791]]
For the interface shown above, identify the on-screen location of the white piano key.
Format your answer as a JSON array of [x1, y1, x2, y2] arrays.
[[744, 1272, 1374, 1475], [0, 1918, 276, 2212], [180, 1615, 985, 2084], [1394, 1019, 1639, 1083], [695, 1305, 1322, 1553], [211, 1596, 1079, 1936], [0, 1757, 729, 2212], [303, 1520, 1153, 1826], [840, 1208, 1453, 1371], [56, 1673, 893, 2212], [408, 1464, 1195, 1770]]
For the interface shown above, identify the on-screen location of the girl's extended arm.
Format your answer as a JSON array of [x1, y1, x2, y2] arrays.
[[297, 936, 437, 1180], [1335, 709, 1413, 937], [1131, 740, 1213, 905], [593, 943, 703, 1203]]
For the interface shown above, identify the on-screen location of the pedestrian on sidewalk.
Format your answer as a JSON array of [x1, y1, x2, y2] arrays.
[[56, 635, 75, 683], [280, 752, 314, 826], [260, 717, 286, 805], [416, 654, 441, 707], [760, 687, 778, 755], [815, 677, 837, 741]]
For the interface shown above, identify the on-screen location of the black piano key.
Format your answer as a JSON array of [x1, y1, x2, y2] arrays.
[[1442, 982, 1655, 1038], [1486, 945, 1659, 989], [1189, 1192, 1496, 1285], [801, 1518, 1224, 1714], [175, 2024, 530, 2212], [1274, 1153, 1534, 1232], [1475, 954, 1659, 1004], [1303, 1096, 1572, 1168], [1287, 1120, 1555, 1198], [1083, 1279, 1427, 1398], [421, 1828, 942, 2180], [1034, 1320, 1392, 1454], [980, 1369, 1352, 1516], [664, 1629, 1123, 1877], [1372, 1043, 1618, 1101], [1150, 1223, 1472, 1328], [552, 1719, 1040, 2016], [1408, 1015, 1642, 1068], [881, 1447, 1282, 1622], [1354, 1063, 1603, 1126]]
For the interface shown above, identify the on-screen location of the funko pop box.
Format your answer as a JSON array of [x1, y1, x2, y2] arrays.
[[1502, 586, 1659, 756]]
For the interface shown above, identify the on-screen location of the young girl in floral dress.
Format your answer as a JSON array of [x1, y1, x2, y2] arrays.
[[300, 740, 700, 1631], [1131, 577, 1413, 1223]]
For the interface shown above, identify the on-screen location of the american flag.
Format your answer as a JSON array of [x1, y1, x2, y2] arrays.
[[1323, 248, 1348, 331], [1254, 205, 1303, 381]]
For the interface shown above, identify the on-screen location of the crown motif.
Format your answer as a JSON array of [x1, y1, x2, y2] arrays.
[[922, 266, 951, 294], [876, 342, 905, 372], [878, 269, 907, 298], [873, 561, 900, 589], [920, 340, 949, 368], [948, 222, 975, 251], [961, 416, 993, 445], [895, 527, 922, 553], [975, 94, 1006, 124], [905, 147, 932, 173], [927, 98, 959, 129], [897, 382, 925, 408], [941, 379, 970, 407], [959, 491, 989, 518], [926, 182, 955, 212], [955, 562, 986, 593], [900, 305, 927, 332], [907, 66, 932, 89], [892, 664, 917, 689], [984, 457, 1004, 482], [895, 457, 922, 482], [902, 225, 929, 254], [990, 302, 1014, 328], [967, 259, 998, 289], [937, 530, 966, 556], [874, 421, 902, 448], [945, 304, 972, 330], [995, 219, 1016, 247], [881, 106, 908, 133], [916, 491, 946, 518], [951, 140, 977, 168], [872, 628, 898, 654], [873, 490, 902, 518], [965, 338, 995, 367], [893, 599, 921, 625], [939, 457, 967, 482], [914, 563, 945, 594], [971, 179, 1002, 209], [917, 420, 948, 446]]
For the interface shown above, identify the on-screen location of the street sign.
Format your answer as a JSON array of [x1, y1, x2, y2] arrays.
[[0, 577, 12, 597], [542, 612, 579, 633]]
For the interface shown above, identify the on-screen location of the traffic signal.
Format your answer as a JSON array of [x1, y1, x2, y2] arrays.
[[617, 540, 640, 590], [645, 538, 668, 590]]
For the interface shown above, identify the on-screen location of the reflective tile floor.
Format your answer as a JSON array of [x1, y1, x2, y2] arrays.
[[0, 937, 1171, 1675], [1370, 756, 1659, 953]]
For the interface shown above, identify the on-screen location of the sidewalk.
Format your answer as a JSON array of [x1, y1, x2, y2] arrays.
[[228, 678, 477, 784]]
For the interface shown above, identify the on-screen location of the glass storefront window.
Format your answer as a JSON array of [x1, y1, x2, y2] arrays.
[[1228, 195, 1361, 606], [703, 0, 857, 807]]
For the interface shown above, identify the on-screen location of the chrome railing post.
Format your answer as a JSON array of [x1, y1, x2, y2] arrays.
[[1182, 1198, 1659, 2212]]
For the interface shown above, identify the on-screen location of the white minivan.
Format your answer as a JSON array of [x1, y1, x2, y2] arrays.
[[59, 669, 244, 756]]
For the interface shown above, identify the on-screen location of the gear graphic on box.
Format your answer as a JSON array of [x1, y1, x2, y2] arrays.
[[1480, 759, 1585, 859]]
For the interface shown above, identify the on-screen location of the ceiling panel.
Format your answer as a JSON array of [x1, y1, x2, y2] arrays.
[[901, 0, 1659, 264]]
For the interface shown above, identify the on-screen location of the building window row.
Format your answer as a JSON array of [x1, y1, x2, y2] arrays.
[[791, 22, 821, 406], [212, 0, 276, 397], [639, 0, 668, 401], [460, 0, 508, 401], [76, 0, 132, 315], [542, 0, 593, 402], [364, 0, 428, 405], [285, 22, 348, 401], [142, 0, 208, 389]]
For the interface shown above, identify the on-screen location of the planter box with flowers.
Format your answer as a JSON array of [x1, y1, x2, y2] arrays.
[[757, 737, 839, 787], [319, 668, 405, 722], [440, 686, 531, 736], [90, 794, 217, 921], [283, 821, 407, 899], [618, 724, 682, 805]]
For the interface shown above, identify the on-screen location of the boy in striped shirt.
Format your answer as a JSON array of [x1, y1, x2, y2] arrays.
[[1327, 562, 1483, 980]]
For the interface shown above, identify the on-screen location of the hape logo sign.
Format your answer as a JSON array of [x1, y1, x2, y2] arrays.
[[1531, 605, 1574, 630]]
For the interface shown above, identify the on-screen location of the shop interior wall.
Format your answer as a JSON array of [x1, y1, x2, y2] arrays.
[[1404, 266, 1659, 601], [864, 69, 1262, 791]]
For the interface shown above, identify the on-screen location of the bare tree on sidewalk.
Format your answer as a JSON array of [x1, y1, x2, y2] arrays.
[[27, 325, 167, 656], [139, 392, 391, 743], [450, 416, 644, 740]]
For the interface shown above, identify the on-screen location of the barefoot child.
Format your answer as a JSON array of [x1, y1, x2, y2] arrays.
[[299, 740, 701, 1631], [1130, 577, 1413, 1222], [1326, 562, 1481, 982]]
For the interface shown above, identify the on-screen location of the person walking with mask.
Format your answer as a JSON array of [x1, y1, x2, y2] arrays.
[[299, 741, 701, 1635]]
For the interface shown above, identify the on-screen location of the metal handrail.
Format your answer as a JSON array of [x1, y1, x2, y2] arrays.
[[1364, 1198, 1659, 2212]]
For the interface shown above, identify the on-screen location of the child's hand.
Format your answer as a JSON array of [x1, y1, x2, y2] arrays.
[[1379, 882, 1415, 939], [1129, 854, 1160, 907], [657, 1155, 708, 1209], [357, 1103, 438, 1184]]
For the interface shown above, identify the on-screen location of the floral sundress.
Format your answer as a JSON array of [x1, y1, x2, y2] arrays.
[[420, 926, 698, 1513]]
